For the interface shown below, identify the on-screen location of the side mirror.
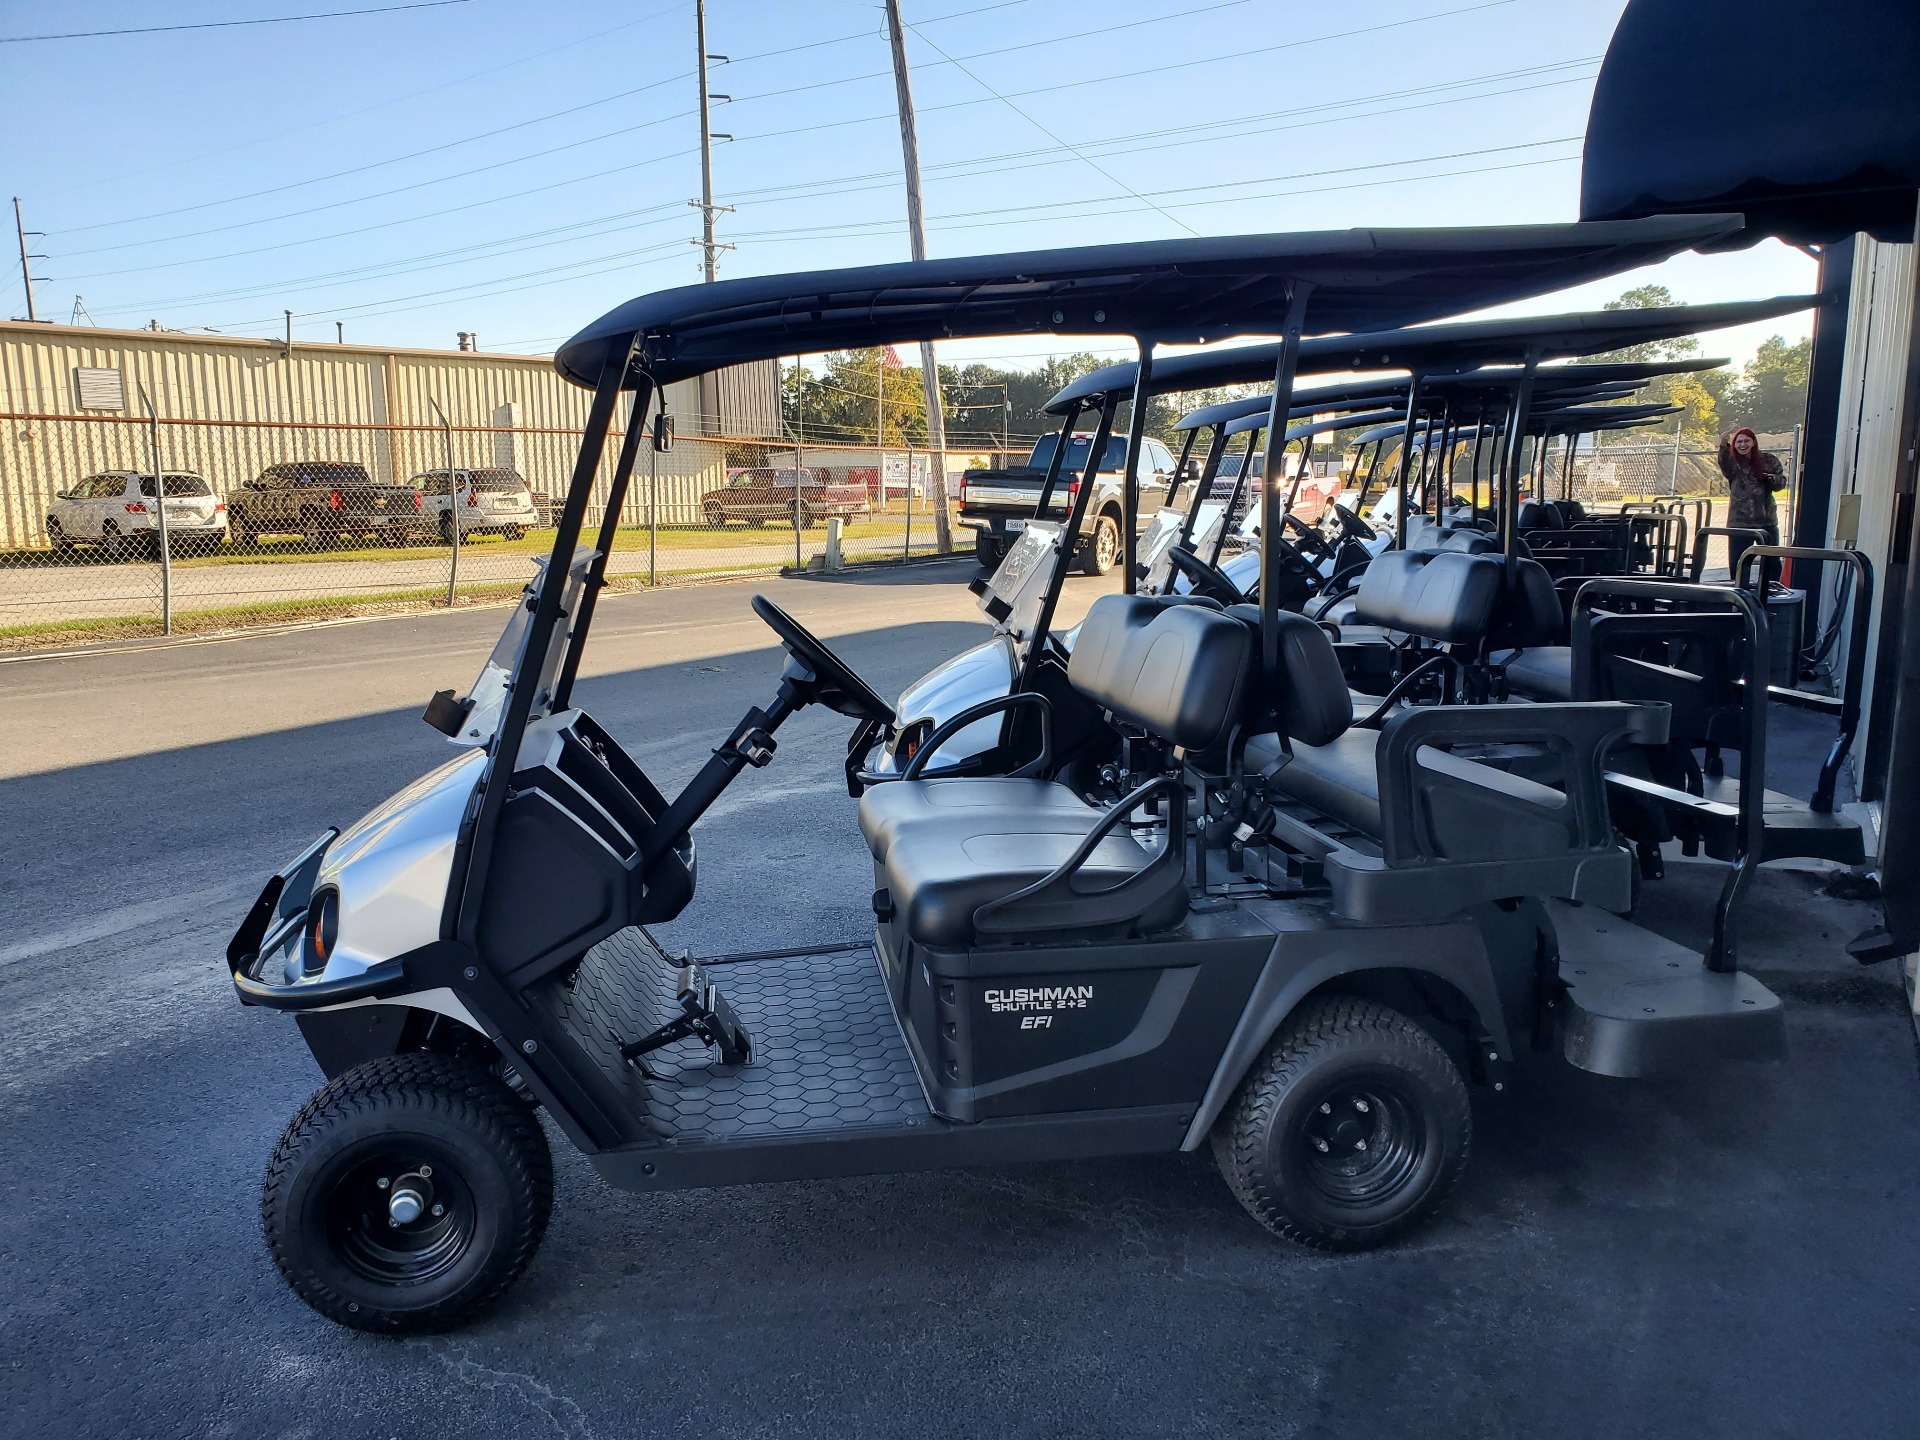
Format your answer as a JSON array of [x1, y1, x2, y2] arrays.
[[652, 413, 675, 452], [1179, 459, 1200, 481], [54, 489, 69, 500]]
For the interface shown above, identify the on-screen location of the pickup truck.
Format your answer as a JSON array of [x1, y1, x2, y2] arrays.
[[701, 467, 870, 529], [228, 460, 428, 548], [959, 432, 1184, 574]]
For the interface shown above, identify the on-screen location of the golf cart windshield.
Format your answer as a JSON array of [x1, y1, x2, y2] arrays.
[[980, 522, 1063, 646], [453, 546, 599, 748]]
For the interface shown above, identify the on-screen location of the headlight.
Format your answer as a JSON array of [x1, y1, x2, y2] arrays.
[[897, 719, 933, 762], [302, 888, 340, 977]]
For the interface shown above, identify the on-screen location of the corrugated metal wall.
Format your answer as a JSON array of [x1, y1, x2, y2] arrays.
[[0, 322, 778, 546], [1824, 235, 1917, 794]]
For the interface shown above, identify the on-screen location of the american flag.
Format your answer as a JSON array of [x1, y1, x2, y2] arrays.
[[881, 344, 905, 370]]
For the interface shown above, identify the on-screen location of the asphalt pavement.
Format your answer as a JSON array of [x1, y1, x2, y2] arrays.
[[2, 565, 1917, 1439]]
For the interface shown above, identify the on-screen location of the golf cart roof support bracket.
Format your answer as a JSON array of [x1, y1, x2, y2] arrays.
[[454, 338, 638, 950], [1120, 340, 1155, 596], [1391, 370, 1425, 551], [1259, 282, 1312, 676], [1166, 424, 1199, 514], [554, 377, 655, 711], [1209, 428, 1259, 569], [1017, 393, 1117, 696], [1501, 348, 1542, 575], [1031, 398, 1083, 515], [1178, 422, 1226, 555]]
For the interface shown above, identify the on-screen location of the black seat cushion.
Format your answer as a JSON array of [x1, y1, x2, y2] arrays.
[[1226, 605, 1353, 746], [1352, 549, 1504, 645], [1246, 729, 1383, 835], [882, 812, 1180, 947], [1502, 647, 1573, 701], [1068, 593, 1249, 751], [857, 777, 1096, 859]]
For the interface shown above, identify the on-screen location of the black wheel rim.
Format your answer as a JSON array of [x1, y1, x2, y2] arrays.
[[323, 1146, 477, 1288], [1293, 1074, 1429, 1211]]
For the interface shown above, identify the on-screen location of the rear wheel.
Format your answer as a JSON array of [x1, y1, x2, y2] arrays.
[[100, 519, 127, 562], [439, 512, 457, 546], [504, 524, 525, 542], [262, 1052, 552, 1334], [703, 502, 727, 530], [1213, 995, 1469, 1251], [1080, 510, 1121, 576], [974, 531, 1003, 570]]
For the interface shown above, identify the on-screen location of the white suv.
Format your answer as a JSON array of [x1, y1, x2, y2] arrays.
[[46, 470, 228, 559], [410, 468, 538, 541]]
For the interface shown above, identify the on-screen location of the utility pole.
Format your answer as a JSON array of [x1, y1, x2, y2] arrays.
[[13, 198, 44, 323], [690, 0, 734, 435], [883, 0, 953, 551]]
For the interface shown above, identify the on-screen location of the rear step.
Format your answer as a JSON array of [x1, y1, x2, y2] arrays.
[[1546, 900, 1785, 1077]]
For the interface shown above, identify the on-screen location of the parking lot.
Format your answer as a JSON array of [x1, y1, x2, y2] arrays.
[[2, 566, 1916, 1439]]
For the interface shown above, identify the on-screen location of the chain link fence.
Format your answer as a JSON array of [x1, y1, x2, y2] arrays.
[[0, 413, 961, 651]]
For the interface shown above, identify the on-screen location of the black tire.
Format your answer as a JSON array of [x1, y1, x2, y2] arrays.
[[303, 511, 340, 550], [100, 519, 127, 563], [504, 524, 525, 542], [974, 531, 1003, 570], [1080, 510, 1121, 576], [261, 1052, 553, 1334], [1213, 995, 1470, 1251], [46, 517, 76, 556], [438, 511, 457, 546], [703, 502, 727, 530]]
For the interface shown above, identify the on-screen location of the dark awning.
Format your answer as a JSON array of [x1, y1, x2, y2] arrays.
[[1174, 377, 1413, 431], [1047, 296, 1813, 410], [1227, 407, 1407, 441], [555, 218, 1743, 389], [1580, 0, 1920, 244]]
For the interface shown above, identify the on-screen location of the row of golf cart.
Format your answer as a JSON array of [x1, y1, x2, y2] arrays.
[[224, 219, 1881, 1333]]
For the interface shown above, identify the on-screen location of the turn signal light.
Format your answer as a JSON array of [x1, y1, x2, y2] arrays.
[[124, 502, 147, 513], [327, 489, 343, 509], [302, 889, 340, 977], [412, 493, 423, 510]]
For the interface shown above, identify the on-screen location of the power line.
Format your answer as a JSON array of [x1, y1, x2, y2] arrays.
[[67, 53, 1592, 285], [0, 1, 473, 44]]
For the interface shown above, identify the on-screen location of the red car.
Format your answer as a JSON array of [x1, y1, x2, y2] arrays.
[[701, 467, 870, 529]]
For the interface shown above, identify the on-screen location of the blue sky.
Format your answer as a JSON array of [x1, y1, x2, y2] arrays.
[[0, 0, 1815, 367]]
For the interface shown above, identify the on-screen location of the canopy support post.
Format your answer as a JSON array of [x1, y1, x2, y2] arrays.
[[1178, 423, 1226, 551], [456, 340, 636, 946], [1018, 394, 1118, 696], [1259, 283, 1312, 674], [1391, 372, 1425, 550], [554, 379, 654, 710], [1501, 348, 1541, 578], [1121, 340, 1155, 595]]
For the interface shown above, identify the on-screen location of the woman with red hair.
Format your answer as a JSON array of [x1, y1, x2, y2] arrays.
[[1718, 427, 1785, 577]]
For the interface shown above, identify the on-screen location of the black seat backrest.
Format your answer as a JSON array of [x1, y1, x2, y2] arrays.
[[1574, 610, 1747, 746], [1487, 558, 1564, 648], [1352, 550, 1504, 644], [1226, 605, 1353, 746], [1069, 594, 1250, 751], [1517, 498, 1560, 531]]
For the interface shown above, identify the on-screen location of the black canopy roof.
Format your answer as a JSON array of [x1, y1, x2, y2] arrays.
[[1047, 297, 1811, 410], [555, 218, 1743, 389], [1581, 0, 1920, 244], [1226, 407, 1407, 441], [1174, 377, 1412, 431]]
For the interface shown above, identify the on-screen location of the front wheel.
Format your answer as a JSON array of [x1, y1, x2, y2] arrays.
[[1079, 511, 1121, 576], [262, 1052, 553, 1334], [1213, 995, 1469, 1251]]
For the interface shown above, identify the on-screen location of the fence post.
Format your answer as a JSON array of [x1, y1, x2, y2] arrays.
[[1671, 423, 1684, 497], [428, 397, 458, 606], [904, 441, 915, 559], [137, 381, 171, 635], [793, 438, 804, 571]]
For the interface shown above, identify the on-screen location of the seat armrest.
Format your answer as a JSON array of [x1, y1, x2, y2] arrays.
[[900, 691, 1054, 781], [973, 774, 1185, 936], [1373, 701, 1669, 868]]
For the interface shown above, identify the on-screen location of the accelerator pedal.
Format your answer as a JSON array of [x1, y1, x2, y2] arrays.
[[619, 960, 752, 1069]]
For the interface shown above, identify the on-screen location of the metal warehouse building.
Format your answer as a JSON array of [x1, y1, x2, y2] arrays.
[[0, 320, 780, 547]]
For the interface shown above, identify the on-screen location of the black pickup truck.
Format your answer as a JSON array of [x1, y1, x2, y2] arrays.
[[959, 431, 1183, 574], [228, 460, 430, 548]]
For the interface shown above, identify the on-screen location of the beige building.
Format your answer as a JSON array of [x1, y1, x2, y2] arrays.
[[0, 320, 779, 546]]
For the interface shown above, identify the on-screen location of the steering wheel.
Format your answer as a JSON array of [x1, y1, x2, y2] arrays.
[[750, 595, 895, 723], [1166, 546, 1244, 605], [1282, 513, 1337, 560], [1330, 503, 1376, 542]]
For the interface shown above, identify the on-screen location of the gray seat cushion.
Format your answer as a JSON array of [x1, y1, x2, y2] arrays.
[[883, 813, 1178, 948], [1246, 729, 1383, 836], [1502, 646, 1573, 701], [857, 777, 1096, 860]]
